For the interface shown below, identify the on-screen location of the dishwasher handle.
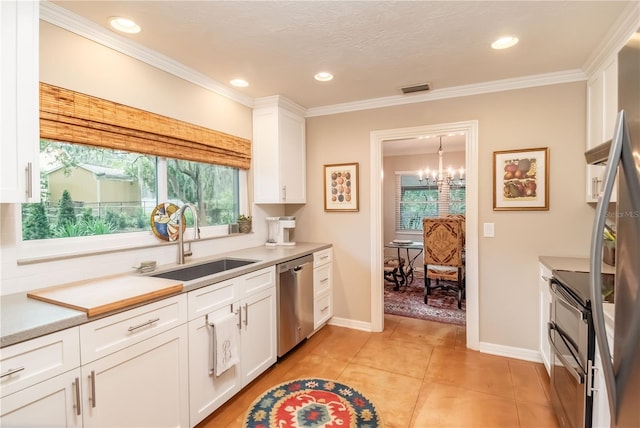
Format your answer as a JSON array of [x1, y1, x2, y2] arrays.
[[277, 254, 314, 273]]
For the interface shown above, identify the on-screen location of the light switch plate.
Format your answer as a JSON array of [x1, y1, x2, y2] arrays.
[[483, 222, 495, 237]]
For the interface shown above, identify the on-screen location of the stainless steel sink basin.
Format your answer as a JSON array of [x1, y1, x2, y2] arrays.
[[151, 258, 256, 281]]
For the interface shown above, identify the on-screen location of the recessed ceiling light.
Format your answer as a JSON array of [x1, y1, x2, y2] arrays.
[[230, 79, 249, 88], [108, 17, 141, 34], [491, 36, 519, 50], [314, 72, 334, 82]]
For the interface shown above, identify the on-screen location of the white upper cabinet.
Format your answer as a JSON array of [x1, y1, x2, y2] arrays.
[[253, 96, 306, 204], [0, 0, 39, 203], [586, 54, 618, 203]]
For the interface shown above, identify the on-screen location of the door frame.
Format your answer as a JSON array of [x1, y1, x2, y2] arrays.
[[369, 120, 479, 350]]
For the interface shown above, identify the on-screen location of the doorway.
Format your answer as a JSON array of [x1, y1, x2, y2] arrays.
[[370, 121, 479, 350]]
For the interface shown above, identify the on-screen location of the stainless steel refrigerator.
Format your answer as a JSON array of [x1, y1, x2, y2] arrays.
[[588, 28, 640, 428]]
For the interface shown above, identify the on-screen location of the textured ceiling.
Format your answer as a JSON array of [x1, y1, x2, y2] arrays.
[[50, 0, 632, 110]]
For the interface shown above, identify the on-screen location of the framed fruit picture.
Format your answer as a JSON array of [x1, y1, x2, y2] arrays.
[[493, 147, 549, 211], [324, 162, 359, 212]]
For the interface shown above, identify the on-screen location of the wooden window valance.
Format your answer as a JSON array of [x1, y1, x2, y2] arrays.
[[39, 82, 251, 170]]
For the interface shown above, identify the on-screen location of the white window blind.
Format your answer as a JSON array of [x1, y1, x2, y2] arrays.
[[395, 173, 466, 231]]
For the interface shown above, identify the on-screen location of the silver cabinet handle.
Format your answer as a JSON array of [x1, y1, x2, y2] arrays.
[[73, 377, 81, 416], [282, 186, 286, 201], [320, 277, 329, 283], [244, 303, 249, 326], [127, 318, 160, 332], [320, 306, 329, 312], [25, 162, 33, 199], [1, 366, 25, 378], [207, 319, 216, 375], [89, 370, 96, 408], [236, 306, 242, 329]]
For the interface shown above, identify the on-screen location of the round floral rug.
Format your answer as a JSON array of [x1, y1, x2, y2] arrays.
[[243, 378, 382, 428]]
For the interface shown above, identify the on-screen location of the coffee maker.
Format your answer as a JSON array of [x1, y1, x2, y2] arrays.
[[265, 216, 296, 246]]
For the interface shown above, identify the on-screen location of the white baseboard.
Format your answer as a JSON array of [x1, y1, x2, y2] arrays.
[[479, 341, 543, 363], [327, 316, 372, 332]]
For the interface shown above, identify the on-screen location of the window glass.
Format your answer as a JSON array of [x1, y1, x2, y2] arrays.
[[166, 159, 239, 227], [21, 140, 239, 241], [397, 174, 465, 231]]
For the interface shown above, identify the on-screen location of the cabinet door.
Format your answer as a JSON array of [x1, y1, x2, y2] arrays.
[[188, 305, 241, 427], [0, 0, 39, 203], [279, 109, 306, 203], [240, 288, 277, 386], [586, 54, 618, 203], [538, 263, 552, 375], [0, 368, 82, 428], [82, 325, 189, 428]]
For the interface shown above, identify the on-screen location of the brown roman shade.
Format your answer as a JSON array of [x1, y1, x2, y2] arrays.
[[39, 82, 251, 170]]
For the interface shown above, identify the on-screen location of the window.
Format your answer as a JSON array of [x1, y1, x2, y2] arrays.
[[395, 173, 466, 231], [21, 140, 240, 241]]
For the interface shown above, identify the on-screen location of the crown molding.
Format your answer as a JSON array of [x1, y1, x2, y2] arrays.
[[582, 1, 640, 78], [41, 0, 629, 119], [39, 1, 254, 108], [305, 69, 586, 118]]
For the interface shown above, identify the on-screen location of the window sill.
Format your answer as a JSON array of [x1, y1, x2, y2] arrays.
[[16, 225, 238, 266]]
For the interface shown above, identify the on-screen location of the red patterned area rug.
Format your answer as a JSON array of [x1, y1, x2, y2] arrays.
[[243, 378, 382, 428], [384, 271, 466, 326]]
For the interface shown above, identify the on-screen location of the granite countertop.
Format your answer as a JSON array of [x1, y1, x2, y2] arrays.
[[1, 242, 331, 348], [539, 255, 616, 329]]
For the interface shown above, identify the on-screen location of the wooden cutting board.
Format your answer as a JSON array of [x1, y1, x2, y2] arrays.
[[28, 275, 183, 317]]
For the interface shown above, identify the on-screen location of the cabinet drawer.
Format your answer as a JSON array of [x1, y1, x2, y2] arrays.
[[239, 266, 275, 297], [188, 278, 237, 321], [1, 327, 80, 397], [313, 264, 332, 296], [314, 292, 332, 330], [79, 294, 186, 364], [313, 249, 332, 268]]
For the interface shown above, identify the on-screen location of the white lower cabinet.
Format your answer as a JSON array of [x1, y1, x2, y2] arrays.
[[313, 249, 333, 330], [187, 266, 276, 427], [78, 294, 189, 428], [80, 324, 189, 428], [1, 327, 81, 427], [188, 305, 241, 426], [0, 368, 82, 428], [239, 287, 277, 386], [592, 324, 614, 428], [538, 262, 552, 375]]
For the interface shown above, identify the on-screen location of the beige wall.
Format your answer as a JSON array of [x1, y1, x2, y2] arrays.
[[294, 83, 595, 350]]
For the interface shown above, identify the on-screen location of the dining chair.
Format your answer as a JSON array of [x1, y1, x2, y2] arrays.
[[422, 216, 465, 309]]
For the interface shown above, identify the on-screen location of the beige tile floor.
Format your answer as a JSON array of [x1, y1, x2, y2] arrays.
[[197, 314, 560, 428]]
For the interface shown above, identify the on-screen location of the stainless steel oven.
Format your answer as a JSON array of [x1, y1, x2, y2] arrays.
[[548, 270, 616, 428]]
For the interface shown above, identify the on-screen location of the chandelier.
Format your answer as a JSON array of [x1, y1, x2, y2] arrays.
[[417, 136, 465, 187]]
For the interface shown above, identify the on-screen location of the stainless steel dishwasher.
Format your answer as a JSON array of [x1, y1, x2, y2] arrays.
[[277, 254, 314, 357]]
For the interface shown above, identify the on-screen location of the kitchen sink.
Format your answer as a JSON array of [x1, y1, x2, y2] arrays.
[[151, 258, 257, 282]]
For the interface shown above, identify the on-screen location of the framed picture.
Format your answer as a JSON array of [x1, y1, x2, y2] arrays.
[[493, 147, 549, 211], [324, 162, 359, 212]]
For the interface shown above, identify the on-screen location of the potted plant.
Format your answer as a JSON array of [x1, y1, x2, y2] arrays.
[[238, 214, 252, 233]]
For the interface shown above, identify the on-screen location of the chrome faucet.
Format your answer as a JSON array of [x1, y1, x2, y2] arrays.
[[176, 203, 200, 264]]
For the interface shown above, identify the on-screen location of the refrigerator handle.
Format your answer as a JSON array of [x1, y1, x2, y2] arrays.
[[589, 110, 624, 421]]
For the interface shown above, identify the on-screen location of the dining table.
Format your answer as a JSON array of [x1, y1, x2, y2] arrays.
[[384, 241, 424, 289]]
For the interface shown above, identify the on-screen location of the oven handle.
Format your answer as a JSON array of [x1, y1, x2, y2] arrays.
[[548, 321, 585, 384], [549, 279, 585, 320]]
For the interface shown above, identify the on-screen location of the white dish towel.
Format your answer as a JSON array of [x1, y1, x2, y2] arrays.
[[210, 312, 239, 376]]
